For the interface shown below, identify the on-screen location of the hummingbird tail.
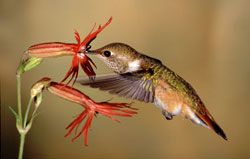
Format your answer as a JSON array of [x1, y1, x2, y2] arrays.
[[196, 113, 228, 141]]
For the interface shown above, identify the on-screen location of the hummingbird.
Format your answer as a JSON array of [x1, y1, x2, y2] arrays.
[[78, 42, 227, 140]]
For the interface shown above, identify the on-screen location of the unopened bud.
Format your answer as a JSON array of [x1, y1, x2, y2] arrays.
[[31, 77, 51, 109], [17, 52, 43, 74], [31, 77, 51, 98]]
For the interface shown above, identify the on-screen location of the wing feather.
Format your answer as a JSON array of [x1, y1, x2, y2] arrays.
[[77, 72, 155, 103]]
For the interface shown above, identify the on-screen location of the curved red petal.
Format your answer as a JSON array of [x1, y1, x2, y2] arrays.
[[80, 17, 112, 49], [80, 55, 96, 77], [74, 30, 81, 44], [64, 110, 88, 138], [61, 55, 80, 85]]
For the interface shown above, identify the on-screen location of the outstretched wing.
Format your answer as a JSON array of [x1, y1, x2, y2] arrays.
[[77, 71, 155, 103]]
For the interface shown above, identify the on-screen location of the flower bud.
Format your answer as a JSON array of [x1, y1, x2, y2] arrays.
[[31, 77, 51, 109], [31, 77, 51, 98], [17, 53, 43, 74]]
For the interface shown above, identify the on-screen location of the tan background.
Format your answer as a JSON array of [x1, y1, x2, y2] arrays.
[[1, 0, 250, 158]]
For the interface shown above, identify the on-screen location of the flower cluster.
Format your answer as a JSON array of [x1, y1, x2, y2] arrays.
[[20, 17, 137, 145]]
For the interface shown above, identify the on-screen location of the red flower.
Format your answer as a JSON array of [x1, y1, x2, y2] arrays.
[[47, 81, 137, 146], [28, 17, 112, 84], [27, 17, 136, 146]]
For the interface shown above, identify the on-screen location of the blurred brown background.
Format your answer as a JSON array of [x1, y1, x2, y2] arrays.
[[1, 0, 250, 159]]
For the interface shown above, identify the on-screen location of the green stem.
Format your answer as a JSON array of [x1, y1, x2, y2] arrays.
[[16, 72, 23, 124], [23, 97, 33, 128], [15, 55, 42, 159], [16, 71, 25, 159], [18, 134, 25, 159]]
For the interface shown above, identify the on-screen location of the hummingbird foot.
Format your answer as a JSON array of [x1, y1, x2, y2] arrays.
[[162, 110, 173, 120]]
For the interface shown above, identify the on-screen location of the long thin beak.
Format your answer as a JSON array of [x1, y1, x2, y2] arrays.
[[85, 50, 99, 55]]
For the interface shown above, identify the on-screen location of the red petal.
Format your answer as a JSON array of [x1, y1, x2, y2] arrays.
[[74, 30, 81, 45], [79, 54, 96, 78], [83, 113, 94, 146], [64, 110, 88, 138], [61, 54, 80, 85], [80, 17, 112, 49]]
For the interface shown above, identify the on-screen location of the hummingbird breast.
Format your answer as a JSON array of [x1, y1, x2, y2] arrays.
[[154, 79, 208, 127], [150, 65, 208, 126], [154, 80, 184, 116]]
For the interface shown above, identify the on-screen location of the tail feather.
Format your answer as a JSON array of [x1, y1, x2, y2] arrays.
[[196, 113, 228, 141]]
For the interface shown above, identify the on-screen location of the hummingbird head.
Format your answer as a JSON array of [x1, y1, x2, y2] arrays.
[[88, 43, 142, 73]]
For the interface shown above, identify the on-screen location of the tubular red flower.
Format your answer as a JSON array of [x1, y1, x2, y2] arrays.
[[28, 43, 76, 58], [47, 81, 137, 146], [27, 17, 112, 84]]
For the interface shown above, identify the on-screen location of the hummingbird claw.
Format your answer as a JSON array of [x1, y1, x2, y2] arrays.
[[162, 110, 173, 120]]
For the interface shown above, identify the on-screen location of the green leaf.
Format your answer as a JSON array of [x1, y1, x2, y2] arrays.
[[9, 106, 19, 119]]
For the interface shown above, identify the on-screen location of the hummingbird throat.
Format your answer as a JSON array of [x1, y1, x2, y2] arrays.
[[126, 59, 141, 72]]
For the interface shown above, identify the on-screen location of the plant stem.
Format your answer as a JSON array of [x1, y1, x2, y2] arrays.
[[15, 56, 42, 158], [16, 71, 26, 159], [23, 97, 33, 128], [18, 134, 25, 159], [16, 72, 23, 124]]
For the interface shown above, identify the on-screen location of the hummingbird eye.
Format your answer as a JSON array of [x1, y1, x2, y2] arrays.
[[103, 50, 111, 57]]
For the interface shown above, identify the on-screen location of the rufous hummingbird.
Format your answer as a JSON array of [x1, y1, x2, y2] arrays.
[[78, 42, 227, 140]]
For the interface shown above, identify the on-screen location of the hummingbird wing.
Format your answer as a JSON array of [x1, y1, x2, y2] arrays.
[[77, 71, 155, 103]]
